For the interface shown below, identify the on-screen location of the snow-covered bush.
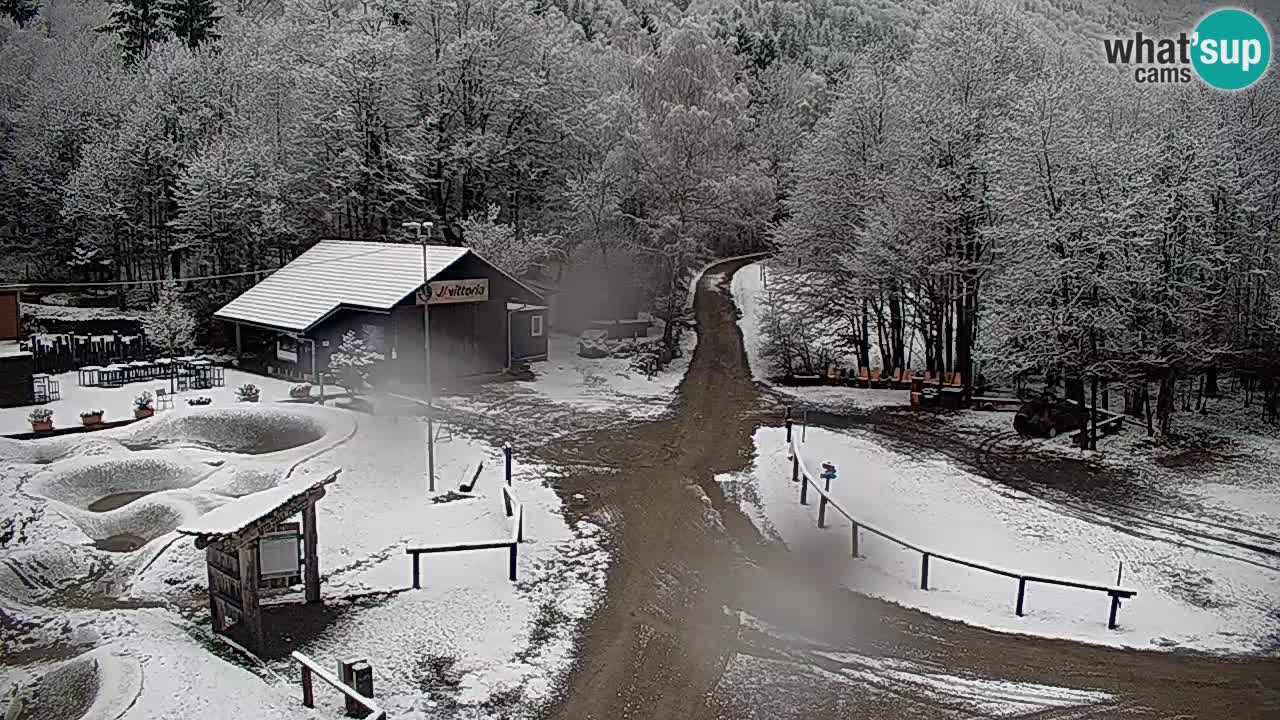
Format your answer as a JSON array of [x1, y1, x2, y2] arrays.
[[28, 408, 53, 423], [235, 384, 260, 402], [134, 391, 153, 410], [143, 280, 197, 355], [328, 331, 384, 395], [187, 396, 213, 406], [289, 383, 312, 399], [79, 409, 104, 419]]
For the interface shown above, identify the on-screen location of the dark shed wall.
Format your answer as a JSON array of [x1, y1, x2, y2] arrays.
[[509, 310, 547, 362]]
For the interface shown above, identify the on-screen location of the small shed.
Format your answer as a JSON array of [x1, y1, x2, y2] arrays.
[[213, 240, 546, 384], [506, 303, 548, 365], [177, 471, 339, 653]]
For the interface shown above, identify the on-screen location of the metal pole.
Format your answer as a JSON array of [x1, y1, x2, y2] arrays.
[[421, 225, 435, 493]]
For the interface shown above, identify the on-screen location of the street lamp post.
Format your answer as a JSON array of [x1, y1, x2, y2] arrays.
[[402, 220, 436, 493]]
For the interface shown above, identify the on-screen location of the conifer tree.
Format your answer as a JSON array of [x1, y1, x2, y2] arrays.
[[97, 0, 168, 65], [161, 0, 220, 49]]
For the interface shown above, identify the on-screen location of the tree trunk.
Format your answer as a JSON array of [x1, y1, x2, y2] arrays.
[[1155, 369, 1177, 436], [1203, 366, 1219, 399]]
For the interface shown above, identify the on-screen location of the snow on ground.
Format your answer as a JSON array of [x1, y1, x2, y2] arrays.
[[730, 262, 912, 412], [719, 425, 1280, 655], [715, 611, 1115, 719], [0, 368, 299, 435], [729, 263, 769, 383], [2, 400, 606, 719], [437, 328, 695, 431], [517, 331, 693, 419]]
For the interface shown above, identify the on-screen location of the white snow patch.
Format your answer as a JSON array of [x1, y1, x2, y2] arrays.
[[728, 425, 1280, 654]]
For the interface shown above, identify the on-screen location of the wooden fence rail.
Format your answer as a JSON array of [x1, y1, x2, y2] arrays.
[[785, 420, 1137, 629], [406, 484, 525, 589], [292, 651, 385, 720]]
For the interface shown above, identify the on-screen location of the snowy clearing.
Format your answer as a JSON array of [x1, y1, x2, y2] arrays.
[[2, 402, 608, 719], [719, 425, 1280, 655]]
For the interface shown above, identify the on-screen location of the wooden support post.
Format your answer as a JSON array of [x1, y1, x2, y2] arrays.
[[206, 547, 221, 632], [1016, 578, 1027, 616], [302, 502, 320, 605], [301, 664, 314, 708], [516, 504, 525, 543], [785, 418, 793, 443], [800, 474, 809, 506], [504, 442, 513, 486], [851, 523, 859, 557], [412, 554, 420, 589], [350, 661, 373, 719], [817, 496, 828, 528], [791, 453, 799, 484], [508, 543, 518, 581], [920, 554, 930, 590], [237, 542, 264, 652], [1108, 594, 1121, 630]]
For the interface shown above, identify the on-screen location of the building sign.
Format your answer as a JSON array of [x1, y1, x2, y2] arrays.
[[417, 278, 489, 305], [277, 336, 298, 363]]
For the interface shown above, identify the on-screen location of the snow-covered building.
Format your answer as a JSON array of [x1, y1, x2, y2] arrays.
[[213, 241, 547, 384]]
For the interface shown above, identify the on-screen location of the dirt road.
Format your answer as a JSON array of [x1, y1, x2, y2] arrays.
[[539, 259, 1280, 720]]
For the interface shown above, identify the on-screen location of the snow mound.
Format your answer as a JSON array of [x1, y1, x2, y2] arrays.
[[25, 454, 219, 510], [0, 435, 126, 465], [0, 543, 101, 606], [4, 644, 142, 720], [121, 406, 329, 454]]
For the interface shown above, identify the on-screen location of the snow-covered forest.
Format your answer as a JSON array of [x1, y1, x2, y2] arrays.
[[1, 0, 1277, 431]]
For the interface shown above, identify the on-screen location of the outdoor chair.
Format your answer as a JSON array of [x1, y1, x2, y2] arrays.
[[156, 388, 174, 410]]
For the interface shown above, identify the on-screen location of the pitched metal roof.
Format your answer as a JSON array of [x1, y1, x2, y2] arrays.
[[214, 240, 471, 332]]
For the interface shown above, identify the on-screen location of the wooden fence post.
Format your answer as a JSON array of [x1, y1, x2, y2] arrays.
[[800, 474, 809, 506], [920, 554, 930, 590], [1016, 578, 1027, 616], [785, 418, 792, 443], [516, 504, 524, 543], [851, 523, 859, 557], [1108, 593, 1121, 630], [508, 543, 518, 581], [411, 554, 420, 589], [817, 495, 828, 528], [504, 442, 512, 486], [301, 664, 314, 708], [791, 453, 799, 483]]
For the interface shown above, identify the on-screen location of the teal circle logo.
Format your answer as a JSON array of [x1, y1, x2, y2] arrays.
[[1192, 8, 1271, 90]]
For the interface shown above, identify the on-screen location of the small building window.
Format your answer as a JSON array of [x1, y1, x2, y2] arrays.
[[531, 315, 544, 337]]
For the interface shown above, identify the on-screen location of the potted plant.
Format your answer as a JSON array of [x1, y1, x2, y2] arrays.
[[134, 391, 155, 419], [289, 382, 312, 399], [80, 409, 105, 427], [235, 383, 260, 403], [28, 408, 53, 432]]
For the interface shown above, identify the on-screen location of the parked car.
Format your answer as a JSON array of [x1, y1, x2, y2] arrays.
[[1013, 398, 1085, 438]]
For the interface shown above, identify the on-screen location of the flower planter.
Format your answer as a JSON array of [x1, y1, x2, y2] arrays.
[[134, 408, 154, 419], [81, 415, 104, 427], [31, 420, 53, 433]]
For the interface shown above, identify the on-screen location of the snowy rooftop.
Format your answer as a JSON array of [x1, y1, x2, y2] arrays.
[[214, 240, 471, 333], [0, 340, 29, 358], [176, 472, 338, 540]]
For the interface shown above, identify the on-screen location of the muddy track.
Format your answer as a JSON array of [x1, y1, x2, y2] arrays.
[[538, 260, 1280, 720]]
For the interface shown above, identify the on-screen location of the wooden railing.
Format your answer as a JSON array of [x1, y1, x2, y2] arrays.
[[406, 483, 525, 588], [292, 651, 385, 719], [786, 427, 1137, 629]]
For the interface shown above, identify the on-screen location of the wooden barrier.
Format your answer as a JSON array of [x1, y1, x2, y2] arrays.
[[408, 485, 525, 588], [788, 432, 1137, 629], [292, 651, 385, 719]]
